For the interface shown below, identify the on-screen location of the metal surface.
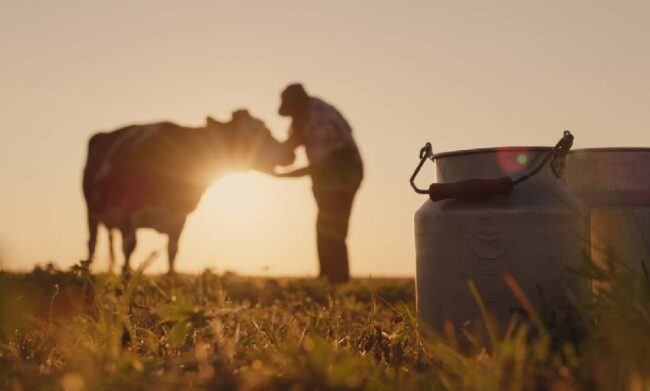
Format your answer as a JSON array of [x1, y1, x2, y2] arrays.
[[415, 147, 590, 334], [566, 148, 650, 277], [410, 132, 574, 201]]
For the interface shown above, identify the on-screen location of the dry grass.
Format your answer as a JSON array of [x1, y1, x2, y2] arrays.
[[1, 256, 650, 390]]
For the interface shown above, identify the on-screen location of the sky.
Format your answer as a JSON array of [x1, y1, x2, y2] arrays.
[[1, 0, 649, 276]]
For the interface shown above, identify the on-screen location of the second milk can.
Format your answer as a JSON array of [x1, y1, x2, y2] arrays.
[[411, 132, 590, 334], [566, 148, 650, 276]]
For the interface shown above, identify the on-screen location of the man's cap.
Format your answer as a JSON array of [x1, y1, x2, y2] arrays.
[[281, 83, 308, 103]]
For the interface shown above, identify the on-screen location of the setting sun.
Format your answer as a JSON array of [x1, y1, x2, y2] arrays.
[[202, 172, 276, 226], [179, 171, 317, 276]]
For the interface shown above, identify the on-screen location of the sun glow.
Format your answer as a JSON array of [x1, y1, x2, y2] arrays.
[[174, 171, 315, 275], [198, 172, 274, 229], [208, 172, 267, 205]]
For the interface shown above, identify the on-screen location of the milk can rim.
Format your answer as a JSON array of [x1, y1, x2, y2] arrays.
[[434, 146, 551, 159], [569, 147, 650, 153]]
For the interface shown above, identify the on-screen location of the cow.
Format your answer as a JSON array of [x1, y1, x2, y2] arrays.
[[82, 109, 294, 274]]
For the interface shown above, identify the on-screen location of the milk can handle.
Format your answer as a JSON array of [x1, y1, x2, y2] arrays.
[[409, 131, 574, 201], [409, 143, 434, 195]]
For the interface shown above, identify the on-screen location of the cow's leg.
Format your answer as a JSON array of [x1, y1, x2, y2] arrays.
[[121, 227, 137, 274], [166, 218, 186, 275], [108, 229, 116, 273], [87, 213, 99, 263]]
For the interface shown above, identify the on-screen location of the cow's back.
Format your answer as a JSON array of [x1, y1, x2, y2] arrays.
[[122, 124, 216, 211], [83, 122, 214, 217]]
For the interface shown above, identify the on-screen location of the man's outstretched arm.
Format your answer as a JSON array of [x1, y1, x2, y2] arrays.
[[272, 166, 311, 178]]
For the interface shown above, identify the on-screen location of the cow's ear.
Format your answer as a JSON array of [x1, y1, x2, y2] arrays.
[[231, 109, 250, 124]]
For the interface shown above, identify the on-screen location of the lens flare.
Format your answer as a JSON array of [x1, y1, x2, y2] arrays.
[[496, 148, 530, 174], [516, 153, 528, 165]]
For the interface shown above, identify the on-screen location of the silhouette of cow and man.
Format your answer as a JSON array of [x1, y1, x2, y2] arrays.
[[83, 84, 363, 283]]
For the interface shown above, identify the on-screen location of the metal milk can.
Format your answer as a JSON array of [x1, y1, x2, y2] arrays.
[[566, 148, 650, 277], [411, 132, 590, 334]]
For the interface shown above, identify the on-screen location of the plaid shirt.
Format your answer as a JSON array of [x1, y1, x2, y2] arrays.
[[293, 97, 357, 164]]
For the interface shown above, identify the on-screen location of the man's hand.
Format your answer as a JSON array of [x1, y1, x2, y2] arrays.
[[272, 166, 311, 178]]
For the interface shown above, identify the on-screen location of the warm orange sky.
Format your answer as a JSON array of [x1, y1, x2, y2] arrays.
[[1, 1, 649, 276]]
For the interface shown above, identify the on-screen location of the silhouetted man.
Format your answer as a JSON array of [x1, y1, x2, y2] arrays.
[[275, 83, 363, 283]]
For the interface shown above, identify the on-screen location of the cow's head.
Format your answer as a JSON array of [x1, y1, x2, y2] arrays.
[[209, 109, 294, 172]]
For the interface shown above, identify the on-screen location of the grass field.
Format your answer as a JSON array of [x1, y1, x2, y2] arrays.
[[1, 257, 650, 390]]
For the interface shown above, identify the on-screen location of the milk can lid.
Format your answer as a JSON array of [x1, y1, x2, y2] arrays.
[[434, 146, 551, 159]]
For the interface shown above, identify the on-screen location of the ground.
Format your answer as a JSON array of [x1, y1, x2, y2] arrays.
[[1, 258, 650, 390]]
